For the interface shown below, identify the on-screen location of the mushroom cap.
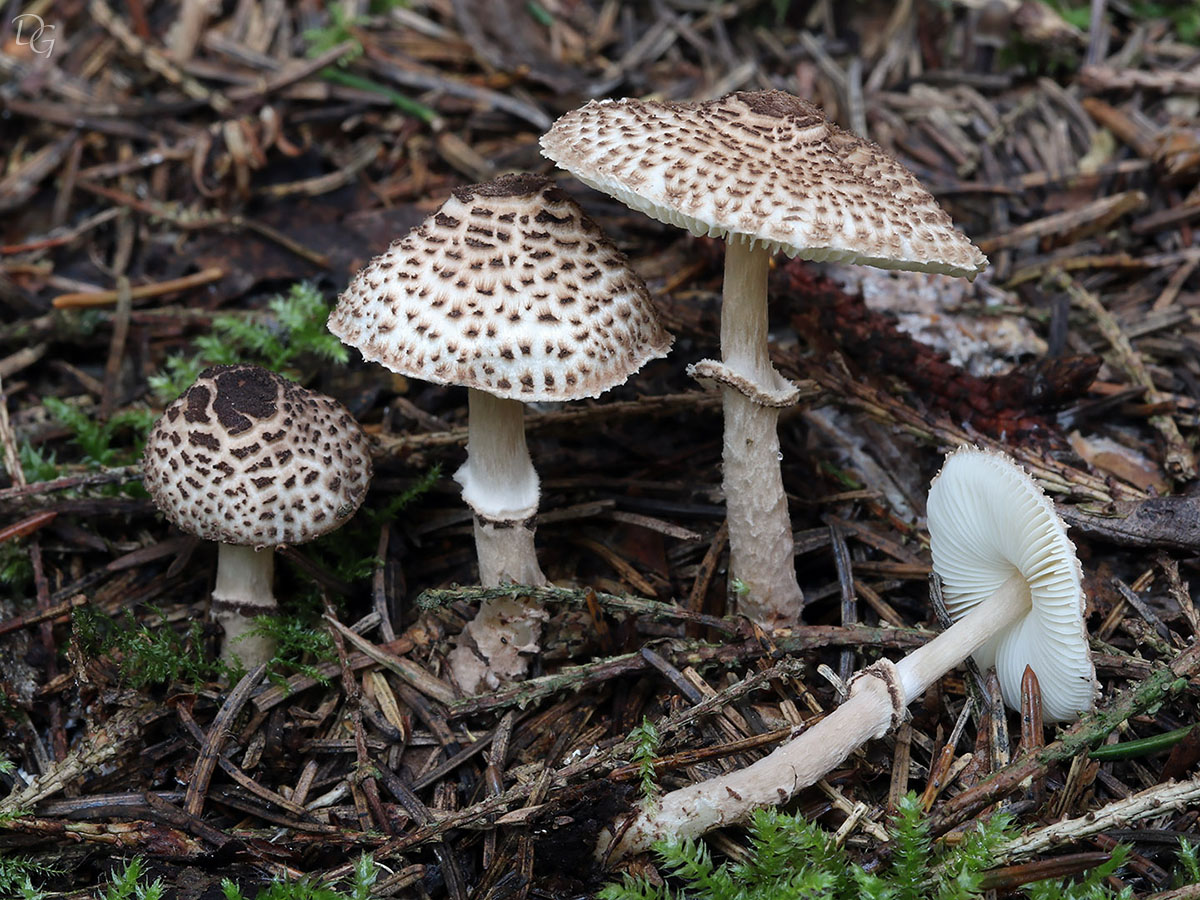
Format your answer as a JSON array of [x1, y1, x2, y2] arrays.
[[328, 173, 673, 402], [143, 365, 372, 549], [927, 447, 1096, 722], [540, 91, 987, 279]]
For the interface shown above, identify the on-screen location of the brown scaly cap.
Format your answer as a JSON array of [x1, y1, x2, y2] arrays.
[[328, 173, 673, 401], [143, 365, 372, 549], [540, 90, 988, 279]]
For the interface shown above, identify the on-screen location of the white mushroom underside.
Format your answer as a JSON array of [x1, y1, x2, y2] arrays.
[[928, 448, 1096, 722]]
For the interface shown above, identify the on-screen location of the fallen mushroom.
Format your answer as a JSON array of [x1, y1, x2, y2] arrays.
[[926, 446, 1097, 723], [542, 91, 988, 630], [142, 364, 372, 668], [599, 446, 1094, 862], [328, 173, 672, 691]]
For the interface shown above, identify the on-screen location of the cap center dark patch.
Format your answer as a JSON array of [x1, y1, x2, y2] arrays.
[[213, 367, 278, 435], [736, 90, 823, 123], [456, 173, 549, 202]]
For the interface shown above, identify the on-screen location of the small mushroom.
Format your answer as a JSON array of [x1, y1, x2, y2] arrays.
[[542, 90, 987, 630], [328, 173, 672, 692], [142, 364, 372, 668], [599, 446, 1093, 862]]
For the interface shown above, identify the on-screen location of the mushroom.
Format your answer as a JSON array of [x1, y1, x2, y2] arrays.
[[328, 173, 672, 691], [142, 364, 373, 668], [926, 446, 1097, 722], [599, 446, 1094, 862], [542, 90, 988, 630]]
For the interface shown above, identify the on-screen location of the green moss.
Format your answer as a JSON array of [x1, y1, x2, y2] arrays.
[[1127, 1, 1200, 43], [97, 860, 165, 900], [72, 606, 221, 688], [0, 539, 33, 596], [6, 854, 380, 900], [18, 442, 62, 483], [240, 615, 337, 691], [148, 282, 349, 404], [0, 854, 60, 900], [42, 399, 154, 496], [1175, 838, 1200, 887], [601, 795, 1131, 900], [630, 717, 663, 805], [220, 854, 379, 900], [301, 7, 435, 122]]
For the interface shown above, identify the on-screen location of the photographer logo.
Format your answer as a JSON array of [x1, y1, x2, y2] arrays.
[[12, 13, 56, 58]]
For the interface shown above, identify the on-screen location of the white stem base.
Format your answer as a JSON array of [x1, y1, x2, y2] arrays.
[[473, 517, 548, 588], [450, 390, 547, 689], [718, 239, 803, 629], [601, 575, 1030, 861], [454, 389, 545, 586], [447, 594, 548, 694], [211, 542, 277, 669]]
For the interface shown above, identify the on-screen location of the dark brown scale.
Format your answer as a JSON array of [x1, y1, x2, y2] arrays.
[[183, 385, 211, 423]]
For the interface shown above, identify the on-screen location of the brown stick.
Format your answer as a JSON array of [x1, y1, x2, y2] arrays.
[[51, 267, 226, 308], [182, 664, 267, 816]]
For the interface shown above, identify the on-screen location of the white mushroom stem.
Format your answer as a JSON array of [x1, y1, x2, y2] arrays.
[[210, 543, 278, 668], [601, 573, 1030, 862], [453, 388, 547, 587], [449, 390, 548, 693], [893, 574, 1028, 701], [718, 238, 804, 628]]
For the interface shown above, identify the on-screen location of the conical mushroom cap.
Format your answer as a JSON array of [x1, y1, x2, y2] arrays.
[[541, 91, 987, 279], [329, 173, 673, 402], [927, 447, 1096, 722], [143, 365, 372, 550]]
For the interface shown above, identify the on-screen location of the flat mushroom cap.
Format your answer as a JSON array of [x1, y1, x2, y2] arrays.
[[143, 365, 373, 550], [541, 91, 988, 279], [927, 447, 1096, 722], [329, 173, 673, 402]]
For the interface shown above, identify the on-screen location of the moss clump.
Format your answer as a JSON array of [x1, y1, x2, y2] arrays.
[[600, 794, 1133, 900]]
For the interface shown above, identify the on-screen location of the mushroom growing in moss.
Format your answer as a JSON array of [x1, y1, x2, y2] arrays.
[[542, 90, 987, 630], [142, 364, 372, 668]]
